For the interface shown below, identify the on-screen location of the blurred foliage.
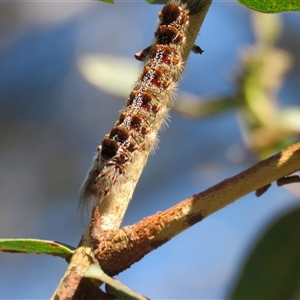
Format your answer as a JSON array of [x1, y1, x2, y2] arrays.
[[238, 0, 300, 13], [85, 264, 149, 300], [229, 207, 300, 299], [236, 12, 299, 158], [98, 0, 300, 13], [78, 55, 137, 98], [178, 12, 300, 158], [99, 0, 114, 3]]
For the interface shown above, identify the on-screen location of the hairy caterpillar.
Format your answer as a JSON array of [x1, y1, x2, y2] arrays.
[[80, 1, 190, 211]]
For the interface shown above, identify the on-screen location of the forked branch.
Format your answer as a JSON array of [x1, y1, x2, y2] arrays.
[[93, 141, 300, 276]]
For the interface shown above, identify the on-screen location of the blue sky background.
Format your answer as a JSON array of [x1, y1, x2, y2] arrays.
[[0, 0, 300, 299]]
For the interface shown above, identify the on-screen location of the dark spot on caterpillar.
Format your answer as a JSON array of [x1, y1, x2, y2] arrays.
[[117, 152, 127, 164], [101, 137, 119, 160], [141, 67, 160, 88], [159, 3, 181, 25], [128, 90, 138, 103], [118, 112, 127, 124], [142, 65, 151, 75], [141, 126, 148, 135], [131, 114, 143, 129], [112, 151, 131, 167], [128, 90, 150, 106], [110, 127, 130, 142], [160, 44, 173, 56], [156, 26, 182, 45], [127, 140, 137, 152], [154, 68, 164, 78], [141, 91, 153, 104], [170, 56, 181, 66], [140, 91, 157, 112], [151, 103, 160, 114], [127, 90, 155, 113]]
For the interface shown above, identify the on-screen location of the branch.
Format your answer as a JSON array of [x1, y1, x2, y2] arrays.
[[93, 141, 300, 275], [53, 139, 300, 299]]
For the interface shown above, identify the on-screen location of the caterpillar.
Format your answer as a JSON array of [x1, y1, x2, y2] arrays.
[[80, 1, 190, 211]]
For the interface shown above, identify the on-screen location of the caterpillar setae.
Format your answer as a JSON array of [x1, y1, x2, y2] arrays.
[[80, 1, 191, 212]]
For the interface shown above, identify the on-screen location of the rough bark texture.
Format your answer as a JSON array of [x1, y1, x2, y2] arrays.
[[92, 142, 300, 276]]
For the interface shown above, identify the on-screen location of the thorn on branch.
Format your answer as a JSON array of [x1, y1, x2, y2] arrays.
[[255, 183, 272, 197], [191, 44, 204, 55], [277, 175, 300, 186], [255, 173, 300, 197]]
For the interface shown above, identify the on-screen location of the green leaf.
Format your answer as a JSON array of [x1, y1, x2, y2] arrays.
[[174, 95, 239, 118], [238, 0, 300, 13], [145, 0, 167, 3], [278, 107, 300, 132], [98, 0, 114, 3], [0, 238, 74, 259], [85, 264, 149, 300], [78, 54, 138, 98], [229, 207, 300, 299]]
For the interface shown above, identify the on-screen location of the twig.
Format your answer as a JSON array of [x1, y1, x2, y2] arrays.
[[93, 141, 300, 276], [255, 183, 272, 196], [256, 174, 300, 196], [277, 175, 300, 186]]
